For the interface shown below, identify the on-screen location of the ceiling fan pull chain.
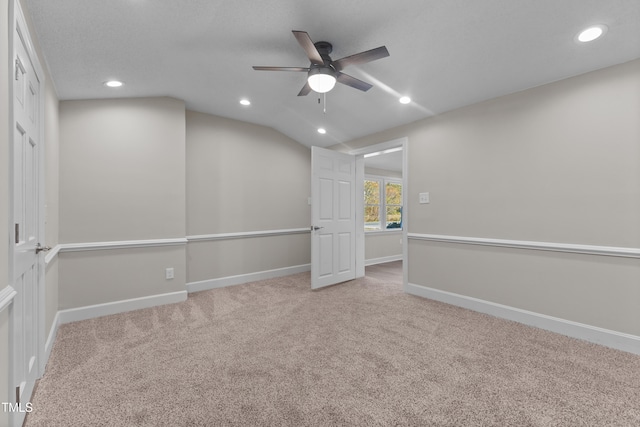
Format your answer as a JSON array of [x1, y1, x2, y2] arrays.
[[324, 92, 327, 113]]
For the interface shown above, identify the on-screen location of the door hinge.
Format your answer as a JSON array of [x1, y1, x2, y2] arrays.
[[15, 223, 19, 244], [16, 386, 20, 405]]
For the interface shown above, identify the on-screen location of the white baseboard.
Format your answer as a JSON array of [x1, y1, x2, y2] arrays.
[[365, 255, 403, 266], [187, 264, 311, 293], [405, 282, 640, 355], [57, 290, 188, 325], [43, 311, 60, 371]]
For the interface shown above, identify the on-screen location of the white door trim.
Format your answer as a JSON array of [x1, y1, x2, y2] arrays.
[[349, 137, 409, 289]]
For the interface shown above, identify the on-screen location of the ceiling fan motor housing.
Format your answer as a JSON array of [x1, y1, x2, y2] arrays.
[[314, 41, 333, 55], [313, 41, 334, 69]]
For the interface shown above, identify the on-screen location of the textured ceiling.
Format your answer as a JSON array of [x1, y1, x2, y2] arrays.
[[25, 0, 640, 150]]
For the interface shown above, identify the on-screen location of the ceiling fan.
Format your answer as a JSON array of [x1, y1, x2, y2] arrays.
[[253, 30, 389, 96]]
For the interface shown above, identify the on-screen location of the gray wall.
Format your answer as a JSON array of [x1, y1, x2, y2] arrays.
[[58, 97, 187, 309], [365, 232, 402, 263], [56, 102, 312, 308], [341, 59, 640, 336], [365, 167, 401, 179], [59, 98, 186, 243], [186, 111, 311, 283]]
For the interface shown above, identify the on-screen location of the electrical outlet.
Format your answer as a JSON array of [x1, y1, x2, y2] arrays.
[[165, 268, 174, 280], [419, 192, 430, 204]]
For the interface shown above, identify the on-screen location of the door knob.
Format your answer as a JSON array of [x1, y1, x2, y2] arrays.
[[311, 226, 324, 231], [35, 243, 51, 254]]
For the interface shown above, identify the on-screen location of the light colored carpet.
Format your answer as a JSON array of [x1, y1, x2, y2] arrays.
[[26, 264, 640, 426]]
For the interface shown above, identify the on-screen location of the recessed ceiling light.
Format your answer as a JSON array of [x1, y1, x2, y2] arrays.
[[399, 96, 411, 104], [577, 25, 607, 43], [317, 128, 327, 134], [104, 80, 123, 88], [239, 99, 251, 106]]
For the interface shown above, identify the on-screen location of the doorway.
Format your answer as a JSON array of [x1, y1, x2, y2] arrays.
[[350, 137, 408, 290]]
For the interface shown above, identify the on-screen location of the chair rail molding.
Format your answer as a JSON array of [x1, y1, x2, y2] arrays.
[[44, 244, 62, 264], [408, 233, 640, 258], [0, 286, 17, 313], [43, 238, 188, 265], [44, 230, 311, 263], [57, 238, 187, 252], [187, 228, 310, 242]]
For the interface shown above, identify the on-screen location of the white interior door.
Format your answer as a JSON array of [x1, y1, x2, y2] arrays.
[[11, 3, 44, 425], [311, 147, 356, 289]]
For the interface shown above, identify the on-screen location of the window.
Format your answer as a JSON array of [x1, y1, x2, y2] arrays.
[[364, 176, 402, 231]]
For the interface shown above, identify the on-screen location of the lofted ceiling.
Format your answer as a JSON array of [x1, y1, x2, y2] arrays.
[[24, 0, 640, 150]]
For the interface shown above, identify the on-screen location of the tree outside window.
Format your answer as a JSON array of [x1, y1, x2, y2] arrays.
[[385, 182, 402, 229], [364, 177, 402, 231]]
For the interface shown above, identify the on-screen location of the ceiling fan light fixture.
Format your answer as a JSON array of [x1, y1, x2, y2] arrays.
[[307, 67, 337, 93]]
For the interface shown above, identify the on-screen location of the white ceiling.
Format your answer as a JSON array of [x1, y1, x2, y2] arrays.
[[25, 0, 640, 150]]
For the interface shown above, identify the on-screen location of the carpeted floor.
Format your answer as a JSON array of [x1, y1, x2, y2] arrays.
[[26, 262, 640, 426]]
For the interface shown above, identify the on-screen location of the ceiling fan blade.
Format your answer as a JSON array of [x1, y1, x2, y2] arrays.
[[292, 30, 324, 65], [252, 66, 310, 72], [336, 72, 373, 92], [297, 82, 312, 96], [332, 46, 389, 71]]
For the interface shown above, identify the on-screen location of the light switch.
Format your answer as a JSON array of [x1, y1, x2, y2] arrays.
[[419, 192, 430, 204]]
